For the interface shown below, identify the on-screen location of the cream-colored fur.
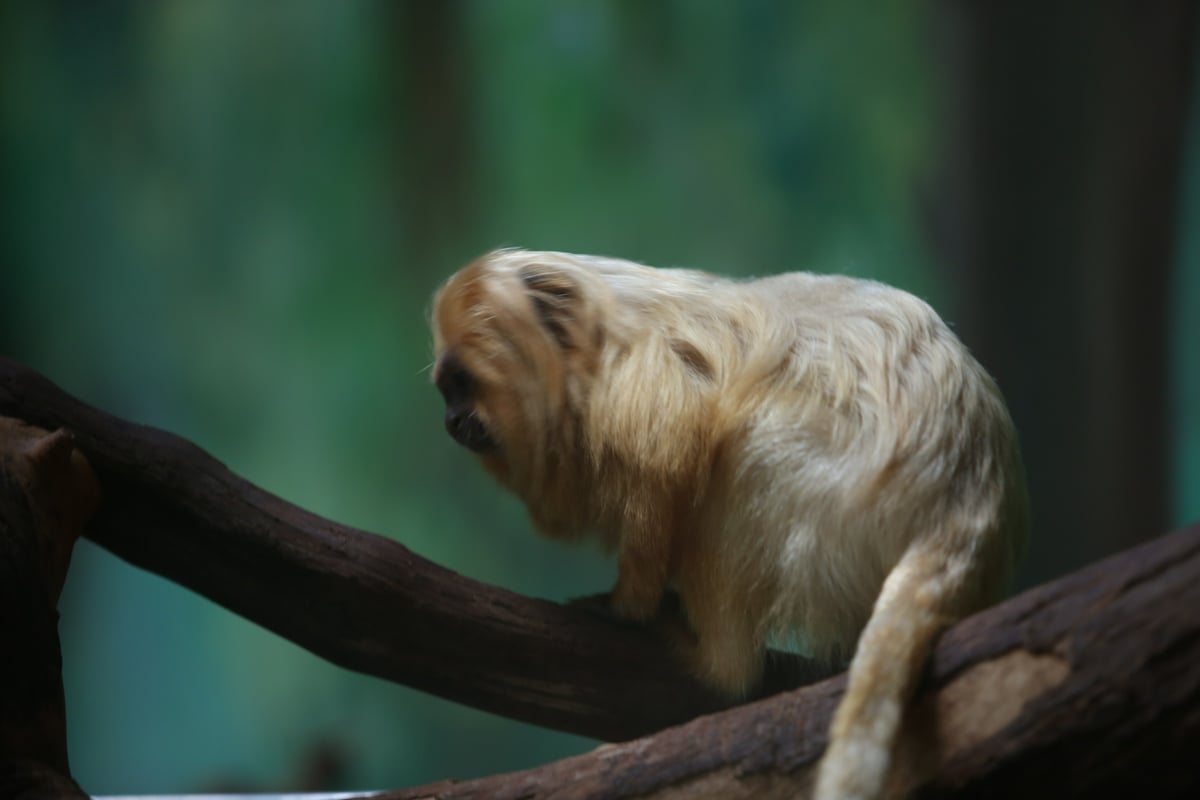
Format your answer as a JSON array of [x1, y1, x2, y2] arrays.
[[431, 249, 1029, 800]]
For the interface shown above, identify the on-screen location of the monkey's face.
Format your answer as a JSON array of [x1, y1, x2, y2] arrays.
[[433, 353, 496, 454], [430, 251, 607, 532]]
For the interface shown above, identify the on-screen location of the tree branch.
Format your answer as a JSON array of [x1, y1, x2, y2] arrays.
[[3, 358, 1197, 797], [0, 419, 95, 799], [0, 358, 824, 743], [378, 523, 1200, 799]]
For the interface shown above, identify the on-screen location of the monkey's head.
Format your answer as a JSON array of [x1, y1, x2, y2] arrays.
[[431, 249, 614, 535]]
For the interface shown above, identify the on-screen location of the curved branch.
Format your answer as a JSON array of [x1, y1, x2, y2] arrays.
[[0, 419, 95, 798], [4, 359, 1197, 797], [379, 523, 1200, 799], [0, 358, 823, 742]]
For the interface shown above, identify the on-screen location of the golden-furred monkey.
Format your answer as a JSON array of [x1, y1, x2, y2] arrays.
[[431, 248, 1029, 800]]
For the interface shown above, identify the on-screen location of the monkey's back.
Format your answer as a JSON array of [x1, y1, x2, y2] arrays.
[[674, 271, 1028, 666]]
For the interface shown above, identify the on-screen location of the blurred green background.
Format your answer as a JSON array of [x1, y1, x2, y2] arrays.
[[1, 1, 1196, 794]]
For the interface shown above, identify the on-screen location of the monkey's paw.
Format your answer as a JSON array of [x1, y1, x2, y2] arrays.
[[611, 581, 668, 623]]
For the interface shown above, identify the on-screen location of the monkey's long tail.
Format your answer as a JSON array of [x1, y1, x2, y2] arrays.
[[813, 540, 977, 800]]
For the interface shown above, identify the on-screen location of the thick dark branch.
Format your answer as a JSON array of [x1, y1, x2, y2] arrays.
[[0, 358, 823, 742], [4, 360, 1197, 797], [378, 524, 1200, 799], [0, 419, 94, 799]]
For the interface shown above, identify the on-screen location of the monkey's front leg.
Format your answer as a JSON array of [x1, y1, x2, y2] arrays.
[[610, 522, 672, 622]]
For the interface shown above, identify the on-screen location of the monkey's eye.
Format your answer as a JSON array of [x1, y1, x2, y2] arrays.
[[436, 359, 476, 405], [435, 357, 497, 453]]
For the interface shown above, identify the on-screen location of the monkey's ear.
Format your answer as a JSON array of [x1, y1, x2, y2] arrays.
[[520, 265, 581, 350]]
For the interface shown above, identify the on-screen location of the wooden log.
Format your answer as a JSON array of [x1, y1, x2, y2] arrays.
[[2, 359, 1197, 797], [378, 524, 1200, 799], [0, 358, 825, 743], [0, 418, 96, 799]]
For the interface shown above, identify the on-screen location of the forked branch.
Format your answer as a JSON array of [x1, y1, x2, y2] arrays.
[[1, 359, 1198, 797], [0, 358, 822, 743]]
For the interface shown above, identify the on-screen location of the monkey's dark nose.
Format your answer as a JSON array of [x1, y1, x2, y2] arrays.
[[445, 407, 467, 439], [445, 407, 496, 453]]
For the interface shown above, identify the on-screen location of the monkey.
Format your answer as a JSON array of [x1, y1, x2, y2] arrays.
[[430, 248, 1029, 800]]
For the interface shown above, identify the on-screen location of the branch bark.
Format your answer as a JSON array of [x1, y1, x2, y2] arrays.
[[0, 419, 95, 799], [2, 359, 1198, 797], [0, 357, 823, 744], [381, 524, 1200, 799]]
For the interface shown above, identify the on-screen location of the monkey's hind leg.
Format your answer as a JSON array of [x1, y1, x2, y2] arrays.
[[814, 539, 981, 800], [679, 588, 765, 699]]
